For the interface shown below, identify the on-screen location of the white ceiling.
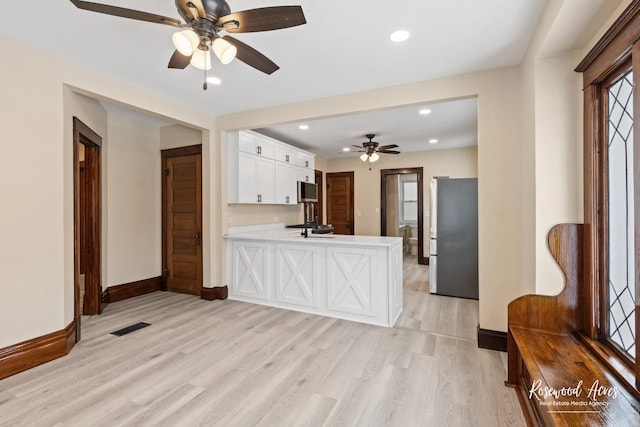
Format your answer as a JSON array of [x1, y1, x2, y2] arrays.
[[0, 0, 546, 154], [255, 97, 478, 158]]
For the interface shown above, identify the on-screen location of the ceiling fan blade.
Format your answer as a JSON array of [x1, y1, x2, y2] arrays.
[[69, 0, 182, 27], [223, 36, 279, 74], [379, 150, 401, 154], [218, 6, 306, 33], [352, 145, 365, 149], [377, 144, 399, 151], [168, 50, 191, 69]]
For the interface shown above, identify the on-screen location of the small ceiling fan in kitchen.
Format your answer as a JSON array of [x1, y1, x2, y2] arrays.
[[69, 0, 306, 89], [352, 134, 400, 167]]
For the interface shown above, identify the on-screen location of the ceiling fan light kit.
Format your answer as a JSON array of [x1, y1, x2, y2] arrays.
[[212, 37, 237, 65], [69, 0, 307, 89], [354, 134, 401, 164], [172, 30, 199, 56], [190, 47, 212, 70]]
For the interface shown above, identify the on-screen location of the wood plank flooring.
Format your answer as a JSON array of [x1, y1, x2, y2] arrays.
[[0, 257, 524, 426]]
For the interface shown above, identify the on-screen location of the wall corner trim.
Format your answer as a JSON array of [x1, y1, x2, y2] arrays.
[[201, 285, 229, 301], [477, 325, 508, 352], [0, 319, 76, 380]]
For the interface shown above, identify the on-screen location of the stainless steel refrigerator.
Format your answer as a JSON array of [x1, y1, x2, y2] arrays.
[[429, 177, 478, 299]]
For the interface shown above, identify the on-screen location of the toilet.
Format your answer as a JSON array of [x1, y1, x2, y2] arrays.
[[409, 237, 418, 255]]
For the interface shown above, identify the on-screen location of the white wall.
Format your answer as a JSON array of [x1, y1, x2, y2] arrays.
[[105, 113, 162, 287]]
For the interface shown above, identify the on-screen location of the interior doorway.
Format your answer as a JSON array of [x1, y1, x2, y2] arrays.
[[315, 169, 324, 224], [380, 167, 426, 265], [326, 171, 354, 235], [73, 117, 102, 344], [162, 145, 203, 296]]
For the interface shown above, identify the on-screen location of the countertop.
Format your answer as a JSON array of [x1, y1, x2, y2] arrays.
[[224, 227, 402, 247]]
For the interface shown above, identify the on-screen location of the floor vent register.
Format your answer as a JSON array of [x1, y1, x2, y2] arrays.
[[110, 322, 151, 337]]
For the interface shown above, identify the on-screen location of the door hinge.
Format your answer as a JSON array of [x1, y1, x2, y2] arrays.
[[164, 168, 170, 176], [163, 268, 170, 278]]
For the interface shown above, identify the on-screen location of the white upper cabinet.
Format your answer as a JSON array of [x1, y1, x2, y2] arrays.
[[275, 144, 296, 165], [275, 162, 297, 205], [238, 130, 275, 159], [228, 130, 315, 205]]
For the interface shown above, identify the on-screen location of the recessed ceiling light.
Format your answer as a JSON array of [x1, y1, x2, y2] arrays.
[[299, 125, 309, 130], [206, 76, 221, 85], [429, 139, 438, 144], [342, 147, 351, 152], [390, 30, 410, 42], [419, 109, 432, 115]]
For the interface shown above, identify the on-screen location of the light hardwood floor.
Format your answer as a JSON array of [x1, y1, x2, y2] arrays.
[[0, 257, 525, 426]]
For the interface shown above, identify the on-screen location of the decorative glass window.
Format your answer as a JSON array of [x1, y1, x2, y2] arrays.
[[606, 70, 636, 360]]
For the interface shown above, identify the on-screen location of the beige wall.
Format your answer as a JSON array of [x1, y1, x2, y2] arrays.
[[160, 124, 202, 150], [326, 146, 478, 257], [0, 35, 218, 348], [105, 113, 162, 287]]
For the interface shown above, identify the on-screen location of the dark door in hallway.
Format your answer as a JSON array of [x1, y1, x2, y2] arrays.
[[73, 118, 102, 340], [162, 146, 202, 296], [326, 172, 354, 235]]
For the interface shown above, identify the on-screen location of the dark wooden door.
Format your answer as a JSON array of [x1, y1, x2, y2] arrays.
[[163, 148, 202, 295], [73, 117, 102, 341], [326, 172, 354, 235]]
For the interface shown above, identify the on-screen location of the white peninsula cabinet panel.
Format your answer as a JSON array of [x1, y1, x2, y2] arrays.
[[231, 240, 271, 302], [326, 247, 378, 318], [225, 226, 403, 327], [275, 244, 323, 309], [228, 130, 315, 204]]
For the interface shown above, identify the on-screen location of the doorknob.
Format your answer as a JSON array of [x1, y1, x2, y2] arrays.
[[195, 232, 201, 245]]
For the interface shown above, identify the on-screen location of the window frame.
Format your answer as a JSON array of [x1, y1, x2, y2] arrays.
[[576, 2, 640, 391], [401, 180, 418, 223]]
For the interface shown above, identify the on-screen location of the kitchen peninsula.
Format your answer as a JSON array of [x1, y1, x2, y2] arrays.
[[225, 224, 403, 327]]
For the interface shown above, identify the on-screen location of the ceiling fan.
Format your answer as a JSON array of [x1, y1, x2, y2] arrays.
[[69, 0, 306, 88], [352, 134, 400, 164]]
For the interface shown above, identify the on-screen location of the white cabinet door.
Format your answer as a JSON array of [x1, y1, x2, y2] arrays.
[[327, 247, 377, 317], [237, 152, 275, 204], [275, 144, 296, 165], [256, 137, 275, 159], [275, 244, 322, 309], [294, 151, 314, 170], [237, 152, 259, 203], [238, 131, 258, 154], [296, 167, 314, 184], [256, 157, 275, 204], [232, 241, 271, 301], [275, 162, 297, 205], [238, 131, 275, 159]]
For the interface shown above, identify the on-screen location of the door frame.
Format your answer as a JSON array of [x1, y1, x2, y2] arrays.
[[73, 117, 102, 344], [314, 169, 324, 224], [161, 144, 203, 294], [380, 167, 427, 265], [326, 171, 355, 235]]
